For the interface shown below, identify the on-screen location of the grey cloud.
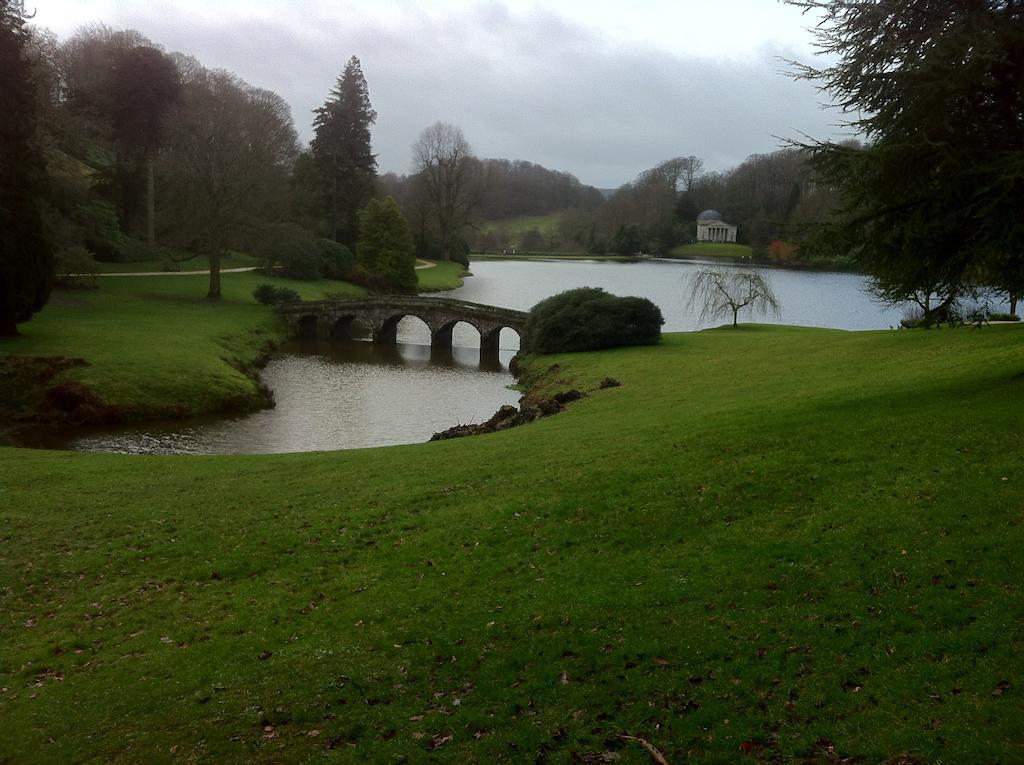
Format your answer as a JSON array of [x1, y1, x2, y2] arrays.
[[88, 3, 843, 187]]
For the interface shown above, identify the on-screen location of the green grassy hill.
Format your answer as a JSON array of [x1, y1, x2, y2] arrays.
[[1, 310, 1022, 762], [478, 212, 565, 239], [0, 264, 464, 424], [668, 242, 755, 259]]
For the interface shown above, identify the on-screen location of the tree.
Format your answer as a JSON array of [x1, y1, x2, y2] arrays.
[[656, 155, 704, 192], [106, 45, 180, 246], [787, 0, 1024, 320], [311, 56, 377, 247], [412, 121, 478, 261], [686, 268, 781, 327], [0, 0, 53, 335], [611, 224, 644, 255], [158, 68, 298, 299], [356, 196, 416, 294]]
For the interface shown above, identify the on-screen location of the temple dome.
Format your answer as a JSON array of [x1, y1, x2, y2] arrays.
[[697, 209, 723, 221]]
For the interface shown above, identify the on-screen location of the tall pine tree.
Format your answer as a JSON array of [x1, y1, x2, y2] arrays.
[[311, 56, 377, 249], [0, 0, 53, 335]]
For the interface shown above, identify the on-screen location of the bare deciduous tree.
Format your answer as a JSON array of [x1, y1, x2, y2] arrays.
[[687, 268, 781, 327], [411, 121, 478, 261]]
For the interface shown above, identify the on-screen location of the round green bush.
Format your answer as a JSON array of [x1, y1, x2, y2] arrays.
[[257, 225, 322, 281], [252, 284, 301, 305], [316, 238, 356, 280], [521, 287, 664, 353]]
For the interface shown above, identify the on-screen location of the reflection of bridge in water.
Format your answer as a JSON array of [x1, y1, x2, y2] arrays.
[[278, 296, 527, 359]]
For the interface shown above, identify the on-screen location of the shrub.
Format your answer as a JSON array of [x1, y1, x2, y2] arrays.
[[316, 238, 356, 280], [990, 312, 1020, 322], [53, 246, 99, 289], [449, 238, 471, 269], [257, 225, 322, 281], [521, 287, 663, 353], [252, 284, 301, 305]]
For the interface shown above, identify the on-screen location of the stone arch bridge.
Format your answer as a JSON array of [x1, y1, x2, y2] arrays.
[[278, 296, 527, 355]]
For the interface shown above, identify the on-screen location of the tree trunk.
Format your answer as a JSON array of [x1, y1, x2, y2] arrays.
[[732, 307, 739, 327], [1011, 294, 1018, 316], [146, 153, 156, 247], [329, 174, 338, 242], [207, 251, 222, 300]]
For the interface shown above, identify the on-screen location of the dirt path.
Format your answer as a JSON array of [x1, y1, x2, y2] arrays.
[[93, 261, 438, 277], [96, 267, 262, 277]]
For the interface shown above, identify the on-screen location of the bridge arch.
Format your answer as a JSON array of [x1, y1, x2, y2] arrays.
[[328, 313, 375, 340], [278, 296, 528, 357], [297, 314, 319, 338], [432, 318, 488, 349]]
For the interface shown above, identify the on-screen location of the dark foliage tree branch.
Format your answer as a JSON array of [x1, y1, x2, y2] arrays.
[[785, 0, 1024, 319], [0, 0, 54, 335]]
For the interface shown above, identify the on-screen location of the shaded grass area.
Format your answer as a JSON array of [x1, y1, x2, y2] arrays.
[[415, 260, 469, 292], [668, 242, 755, 259], [2, 325, 1023, 763], [95, 252, 262, 274], [0, 273, 364, 421]]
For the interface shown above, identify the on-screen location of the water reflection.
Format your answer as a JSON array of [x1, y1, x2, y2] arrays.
[[10, 339, 520, 455]]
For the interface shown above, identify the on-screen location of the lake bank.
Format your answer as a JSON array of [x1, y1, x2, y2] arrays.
[[0, 263, 470, 427], [2, 325, 1022, 762]]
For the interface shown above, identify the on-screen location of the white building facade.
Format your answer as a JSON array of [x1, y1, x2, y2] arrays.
[[696, 210, 738, 243]]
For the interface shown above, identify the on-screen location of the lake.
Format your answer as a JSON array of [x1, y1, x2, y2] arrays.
[[7, 259, 930, 454]]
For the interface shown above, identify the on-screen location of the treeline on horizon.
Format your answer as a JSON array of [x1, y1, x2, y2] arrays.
[[19, 20, 837, 283]]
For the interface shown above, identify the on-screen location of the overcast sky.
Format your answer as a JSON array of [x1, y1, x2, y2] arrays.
[[30, 0, 847, 188]]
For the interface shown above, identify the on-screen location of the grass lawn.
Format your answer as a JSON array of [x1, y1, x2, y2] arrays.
[[1, 322, 1022, 763], [0, 272, 364, 421], [95, 252, 262, 274], [668, 242, 755, 259], [415, 260, 470, 291]]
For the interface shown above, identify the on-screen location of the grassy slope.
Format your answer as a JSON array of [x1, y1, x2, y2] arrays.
[[668, 242, 755, 259], [1, 264, 454, 420], [0, 273, 364, 420], [478, 212, 564, 238], [415, 260, 469, 292], [2, 325, 1023, 763], [95, 252, 262, 274]]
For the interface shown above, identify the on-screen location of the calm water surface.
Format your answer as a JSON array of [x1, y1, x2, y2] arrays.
[[11, 259, 922, 455], [11, 339, 519, 455]]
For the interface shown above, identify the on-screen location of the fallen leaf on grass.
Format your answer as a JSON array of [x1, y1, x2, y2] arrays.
[[992, 680, 1011, 696], [428, 733, 453, 749], [571, 752, 620, 763]]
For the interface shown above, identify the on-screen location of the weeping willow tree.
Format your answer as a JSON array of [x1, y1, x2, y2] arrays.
[[686, 268, 781, 328]]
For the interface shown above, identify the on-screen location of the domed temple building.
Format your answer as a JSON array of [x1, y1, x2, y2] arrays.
[[696, 210, 738, 243]]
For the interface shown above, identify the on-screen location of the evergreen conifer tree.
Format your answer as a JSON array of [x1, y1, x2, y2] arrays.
[[788, 0, 1024, 316], [0, 0, 53, 335], [311, 56, 377, 248], [356, 197, 416, 294]]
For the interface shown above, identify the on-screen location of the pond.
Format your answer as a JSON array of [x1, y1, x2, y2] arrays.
[[8, 258, 933, 455]]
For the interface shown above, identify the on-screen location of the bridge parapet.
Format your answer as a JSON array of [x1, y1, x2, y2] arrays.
[[277, 296, 527, 354]]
